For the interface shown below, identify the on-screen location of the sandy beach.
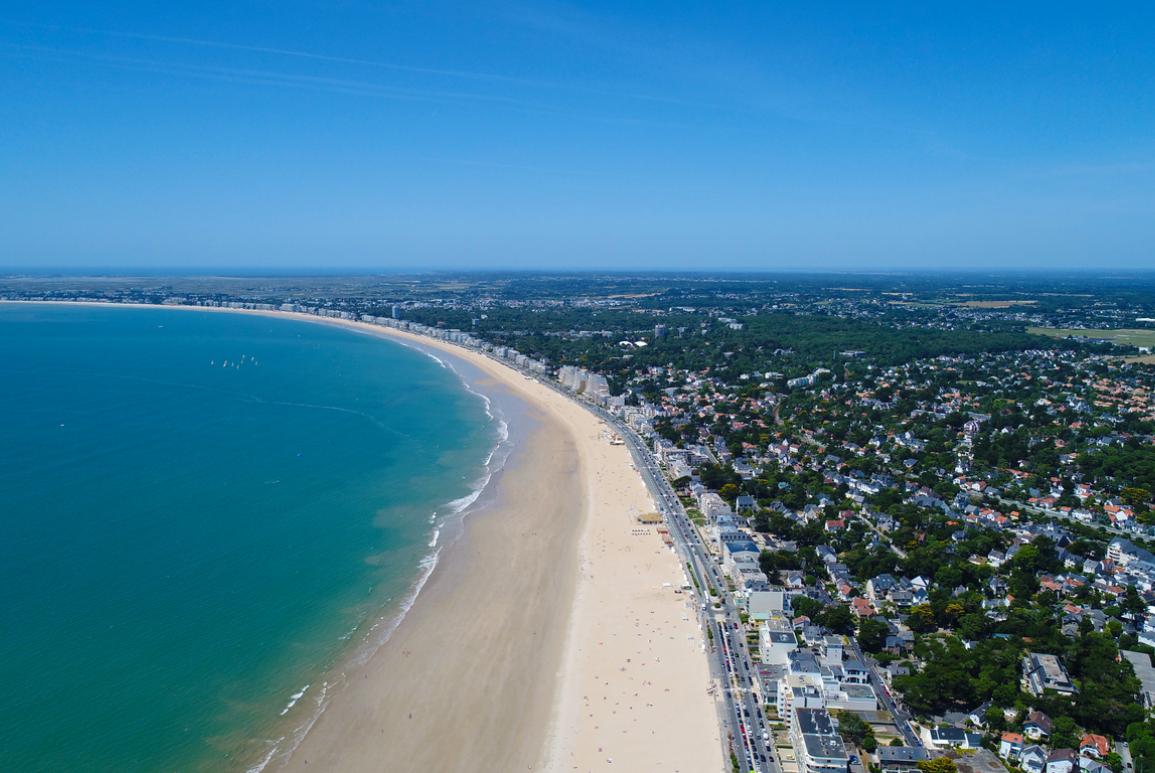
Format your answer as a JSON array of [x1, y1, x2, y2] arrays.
[[3, 302, 722, 772], [280, 314, 723, 773]]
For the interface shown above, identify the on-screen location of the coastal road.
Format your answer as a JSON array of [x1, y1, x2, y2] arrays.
[[609, 412, 753, 770], [844, 639, 921, 747], [453, 347, 773, 773], [606, 411, 777, 773]]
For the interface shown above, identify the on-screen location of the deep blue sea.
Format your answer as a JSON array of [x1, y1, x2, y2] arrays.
[[0, 304, 500, 771]]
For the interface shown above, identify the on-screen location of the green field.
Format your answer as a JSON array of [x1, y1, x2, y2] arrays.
[[1028, 326, 1155, 350]]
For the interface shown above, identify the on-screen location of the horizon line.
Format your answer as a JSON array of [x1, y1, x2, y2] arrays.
[[3, 266, 1155, 278]]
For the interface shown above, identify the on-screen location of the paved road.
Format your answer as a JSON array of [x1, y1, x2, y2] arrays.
[[575, 398, 775, 773], [844, 639, 921, 747], [611, 416, 778, 773], [851, 511, 907, 559], [1116, 740, 1133, 772], [992, 494, 1149, 540], [443, 346, 777, 773]]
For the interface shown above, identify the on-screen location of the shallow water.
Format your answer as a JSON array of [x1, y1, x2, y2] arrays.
[[0, 304, 499, 771]]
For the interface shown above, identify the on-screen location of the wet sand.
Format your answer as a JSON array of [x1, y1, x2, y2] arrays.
[[274, 317, 722, 773], [280, 404, 582, 771]]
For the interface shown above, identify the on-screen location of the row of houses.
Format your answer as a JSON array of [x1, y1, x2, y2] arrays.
[[998, 733, 1113, 773]]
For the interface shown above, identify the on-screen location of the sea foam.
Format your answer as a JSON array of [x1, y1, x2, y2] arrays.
[[257, 339, 514, 772]]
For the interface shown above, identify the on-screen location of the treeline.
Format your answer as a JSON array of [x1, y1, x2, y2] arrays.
[[894, 627, 1142, 738], [402, 304, 1056, 389], [1079, 445, 1155, 501]]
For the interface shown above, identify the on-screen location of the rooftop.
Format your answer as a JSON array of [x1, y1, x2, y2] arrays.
[[1122, 651, 1155, 700], [796, 707, 849, 762], [879, 747, 930, 763]]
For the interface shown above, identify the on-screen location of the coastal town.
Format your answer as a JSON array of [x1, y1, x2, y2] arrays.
[[3, 272, 1154, 773], [7, 0, 1155, 768]]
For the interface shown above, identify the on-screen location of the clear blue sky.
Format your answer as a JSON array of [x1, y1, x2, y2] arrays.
[[1, 1, 1153, 271]]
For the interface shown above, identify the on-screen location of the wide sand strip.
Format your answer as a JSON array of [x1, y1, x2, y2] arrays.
[[539, 431, 722, 773], [279, 315, 722, 773], [279, 402, 581, 772]]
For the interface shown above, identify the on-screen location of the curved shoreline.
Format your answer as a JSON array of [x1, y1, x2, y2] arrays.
[[257, 339, 520, 771], [2, 300, 723, 772]]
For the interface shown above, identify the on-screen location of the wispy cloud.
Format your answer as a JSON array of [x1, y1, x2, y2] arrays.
[[0, 40, 700, 131], [42, 23, 554, 87], [0, 41, 555, 107], [0, 17, 714, 111]]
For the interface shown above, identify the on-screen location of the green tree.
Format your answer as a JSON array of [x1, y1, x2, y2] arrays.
[[835, 711, 877, 752], [791, 596, 826, 620], [1124, 587, 1146, 617], [821, 604, 856, 635], [1051, 716, 1078, 750], [908, 605, 937, 633], [1127, 722, 1155, 773], [894, 635, 1020, 715], [956, 612, 989, 640], [857, 617, 890, 653], [1123, 487, 1151, 507], [1066, 631, 1144, 736], [917, 758, 957, 773]]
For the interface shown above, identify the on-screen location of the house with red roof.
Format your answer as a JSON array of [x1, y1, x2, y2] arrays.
[[1000, 732, 1024, 760], [1080, 734, 1109, 759]]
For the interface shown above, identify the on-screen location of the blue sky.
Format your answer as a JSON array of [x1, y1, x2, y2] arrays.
[[1, 1, 1153, 271]]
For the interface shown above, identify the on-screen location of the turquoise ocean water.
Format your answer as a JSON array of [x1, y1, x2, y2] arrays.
[[0, 304, 500, 771]]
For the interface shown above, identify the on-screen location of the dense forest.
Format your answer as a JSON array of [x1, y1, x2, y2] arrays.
[[1079, 445, 1155, 499], [400, 305, 1056, 384], [893, 630, 1142, 738]]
